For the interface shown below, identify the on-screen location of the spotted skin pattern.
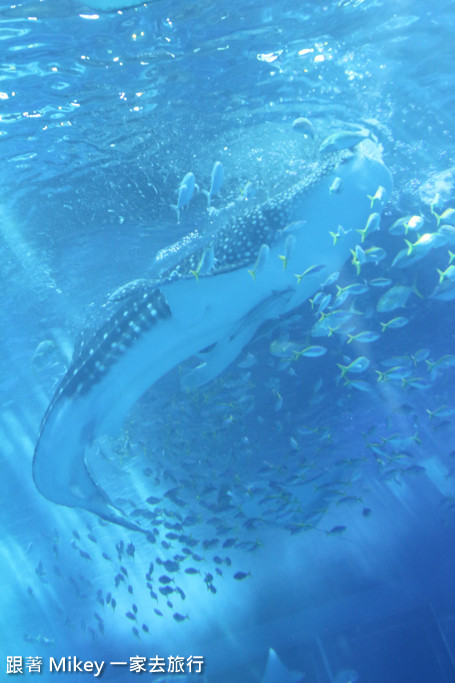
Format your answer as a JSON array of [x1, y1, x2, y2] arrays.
[[43, 149, 351, 411], [158, 150, 352, 284], [37, 289, 170, 433]]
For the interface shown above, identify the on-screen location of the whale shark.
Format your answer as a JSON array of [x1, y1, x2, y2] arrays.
[[33, 141, 392, 531]]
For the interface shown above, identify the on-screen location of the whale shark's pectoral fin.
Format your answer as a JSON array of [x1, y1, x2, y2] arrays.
[[181, 289, 293, 391], [261, 648, 305, 683]]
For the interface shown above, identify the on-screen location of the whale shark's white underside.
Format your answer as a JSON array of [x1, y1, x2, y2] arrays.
[[33, 144, 392, 531]]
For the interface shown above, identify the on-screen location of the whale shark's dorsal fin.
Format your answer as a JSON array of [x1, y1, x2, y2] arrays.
[[261, 648, 305, 683]]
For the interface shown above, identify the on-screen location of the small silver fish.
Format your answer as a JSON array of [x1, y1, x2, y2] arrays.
[[278, 234, 296, 270], [376, 285, 414, 312], [248, 244, 270, 280], [171, 171, 198, 221], [203, 161, 224, 208], [367, 185, 387, 209], [329, 177, 343, 194], [337, 356, 370, 377], [191, 246, 215, 281]]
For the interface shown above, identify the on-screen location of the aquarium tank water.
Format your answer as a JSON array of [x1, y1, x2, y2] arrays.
[[0, 0, 454, 681]]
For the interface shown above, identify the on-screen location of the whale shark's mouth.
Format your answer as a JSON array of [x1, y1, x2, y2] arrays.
[[33, 143, 392, 531]]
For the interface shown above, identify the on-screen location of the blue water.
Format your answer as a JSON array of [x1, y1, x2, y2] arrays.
[[0, 0, 455, 681]]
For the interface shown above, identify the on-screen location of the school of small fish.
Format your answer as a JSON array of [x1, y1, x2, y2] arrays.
[[26, 121, 455, 649]]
